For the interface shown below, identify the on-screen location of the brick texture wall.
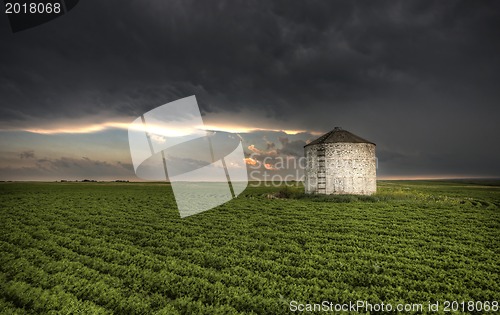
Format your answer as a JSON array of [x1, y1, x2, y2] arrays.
[[305, 142, 376, 195]]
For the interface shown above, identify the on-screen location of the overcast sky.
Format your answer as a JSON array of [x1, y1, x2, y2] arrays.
[[1, 0, 499, 181]]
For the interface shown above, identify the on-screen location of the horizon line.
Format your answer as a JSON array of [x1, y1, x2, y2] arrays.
[[1, 177, 499, 183]]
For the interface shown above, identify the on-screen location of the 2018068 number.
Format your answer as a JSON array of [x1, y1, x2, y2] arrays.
[[5, 2, 61, 14]]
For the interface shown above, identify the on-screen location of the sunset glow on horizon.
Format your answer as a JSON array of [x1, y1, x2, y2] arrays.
[[10, 120, 322, 137]]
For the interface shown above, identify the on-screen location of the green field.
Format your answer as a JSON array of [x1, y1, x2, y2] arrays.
[[0, 181, 499, 314]]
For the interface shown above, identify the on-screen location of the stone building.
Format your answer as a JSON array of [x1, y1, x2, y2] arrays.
[[304, 127, 376, 195]]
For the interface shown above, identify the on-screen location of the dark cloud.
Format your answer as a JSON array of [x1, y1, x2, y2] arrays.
[[0, 156, 135, 181], [1, 0, 499, 177], [19, 150, 35, 159], [277, 138, 307, 157], [265, 139, 276, 150]]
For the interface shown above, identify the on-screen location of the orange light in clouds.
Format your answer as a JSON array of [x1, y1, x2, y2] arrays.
[[24, 122, 130, 134], [21, 120, 322, 136], [244, 157, 258, 166], [24, 121, 203, 135], [201, 125, 313, 135], [264, 163, 276, 170]]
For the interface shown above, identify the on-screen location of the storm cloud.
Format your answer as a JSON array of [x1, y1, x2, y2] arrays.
[[1, 0, 499, 178]]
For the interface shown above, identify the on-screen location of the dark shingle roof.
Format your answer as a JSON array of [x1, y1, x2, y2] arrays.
[[304, 127, 375, 147]]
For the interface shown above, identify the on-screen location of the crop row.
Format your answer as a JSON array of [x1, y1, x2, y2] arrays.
[[0, 182, 499, 314]]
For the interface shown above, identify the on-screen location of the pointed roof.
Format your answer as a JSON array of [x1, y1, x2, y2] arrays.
[[304, 127, 375, 147]]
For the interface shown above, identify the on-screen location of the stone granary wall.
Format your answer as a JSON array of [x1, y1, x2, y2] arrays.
[[305, 128, 376, 195]]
